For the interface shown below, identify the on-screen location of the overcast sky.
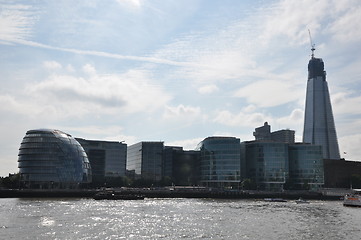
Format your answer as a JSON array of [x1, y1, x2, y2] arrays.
[[1, 0, 361, 176]]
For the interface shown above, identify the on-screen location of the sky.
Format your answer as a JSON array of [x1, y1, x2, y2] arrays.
[[1, 0, 361, 176]]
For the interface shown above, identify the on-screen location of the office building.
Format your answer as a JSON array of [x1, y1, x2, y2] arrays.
[[196, 136, 241, 188], [244, 122, 325, 190], [254, 122, 295, 144], [76, 138, 127, 185], [127, 142, 164, 182], [288, 143, 324, 190], [303, 49, 340, 159], [163, 146, 183, 181], [18, 129, 92, 189], [243, 141, 289, 191], [163, 146, 200, 186]]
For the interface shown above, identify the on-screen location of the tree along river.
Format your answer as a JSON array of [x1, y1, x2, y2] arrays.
[[0, 198, 360, 239]]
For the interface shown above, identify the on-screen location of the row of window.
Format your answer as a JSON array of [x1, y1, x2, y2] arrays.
[[290, 169, 322, 174], [22, 137, 60, 143], [200, 176, 240, 181], [200, 165, 240, 171], [20, 142, 59, 149], [202, 172, 239, 178], [18, 130, 92, 184]]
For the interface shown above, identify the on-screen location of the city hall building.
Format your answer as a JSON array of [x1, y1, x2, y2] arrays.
[[18, 129, 92, 189]]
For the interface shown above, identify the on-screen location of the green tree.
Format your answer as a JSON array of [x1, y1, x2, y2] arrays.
[[0, 173, 20, 189]]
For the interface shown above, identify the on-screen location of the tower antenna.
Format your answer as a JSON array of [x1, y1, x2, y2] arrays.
[[308, 29, 316, 58]]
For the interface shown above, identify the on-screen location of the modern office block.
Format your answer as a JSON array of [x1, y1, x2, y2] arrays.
[[196, 136, 241, 188], [76, 138, 127, 185], [303, 52, 340, 159], [127, 142, 164, 182], [288, 143, 324, 190], [163, 146, 183, 181], [18, 129, 92, 189], [163, 146, 200, 186], [243, 141, 289, 191]]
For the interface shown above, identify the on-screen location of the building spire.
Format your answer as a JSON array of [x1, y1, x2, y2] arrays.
[[308, 29, 315, 58]]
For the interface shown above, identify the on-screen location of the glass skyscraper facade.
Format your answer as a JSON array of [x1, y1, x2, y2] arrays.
[[196, 137, 241, 188], [18, 129, 92, 189], [303, 54, 340, 159], [288, 144, 324, 190]]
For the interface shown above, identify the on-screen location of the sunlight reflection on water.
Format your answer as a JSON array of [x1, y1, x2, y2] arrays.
[[0, 198, 360, 239]]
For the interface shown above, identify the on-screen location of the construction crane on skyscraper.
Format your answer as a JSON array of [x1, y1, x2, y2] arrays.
[[308, 29, 316, 58]]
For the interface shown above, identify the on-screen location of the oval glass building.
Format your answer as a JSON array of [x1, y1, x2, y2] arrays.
[[18, 129, 92, 189]]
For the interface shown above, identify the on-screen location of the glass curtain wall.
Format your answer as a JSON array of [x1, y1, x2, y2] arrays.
[[288, 144, 324, 190], [18, 129, 92, 189], [245, 142, 288, 191], [196, 137, 241, 189]]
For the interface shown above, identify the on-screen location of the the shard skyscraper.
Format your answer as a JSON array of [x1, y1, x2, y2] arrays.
[[303, 47, 340, 159]]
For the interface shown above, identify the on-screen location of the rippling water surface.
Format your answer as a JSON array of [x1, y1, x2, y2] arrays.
[[0, 198, 360, 239]]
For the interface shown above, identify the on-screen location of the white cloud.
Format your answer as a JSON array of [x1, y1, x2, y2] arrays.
[[260, 0, 361, 47], [234, 79, 303, 108], [332, 91, 361, 115], [82, 64, 96, 75], [260, 0, 328, 45], [275, 108, 304, 132], [327, 2, 361, 43], [242, 104, 257, 113], [163, 104, 202, 120], [17, 65, 172, 119], [198, 84, 219, 94], [187, 50, 257, 83], [6, 38, 201, 68], [213, 107, 304, 136], [339, 134, 361, 161], [43, 61, 62, 70], [63, 125, 138, 146], [213, 110, 271, 128], [0, 94, 44, 117], [66, 64, 75, 72], [0, 4, 35, 43], [116, 0, 142, 9]]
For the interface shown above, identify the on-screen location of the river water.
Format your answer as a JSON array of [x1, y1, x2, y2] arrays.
[[0, 198, 360, 239]]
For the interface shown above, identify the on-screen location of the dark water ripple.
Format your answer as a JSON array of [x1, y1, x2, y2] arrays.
[[0, 198, 360, 239]]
